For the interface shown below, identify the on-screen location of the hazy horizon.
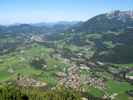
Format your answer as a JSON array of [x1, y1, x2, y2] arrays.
[[0, 0, 133, 25]]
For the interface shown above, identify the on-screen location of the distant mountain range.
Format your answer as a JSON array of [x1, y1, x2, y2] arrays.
[[1, 10, 133, 34], [0, 21, 80, 35], [32, 21, 80, 27]]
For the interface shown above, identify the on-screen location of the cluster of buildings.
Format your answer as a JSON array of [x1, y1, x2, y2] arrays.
[[16, 76, 47, 87]]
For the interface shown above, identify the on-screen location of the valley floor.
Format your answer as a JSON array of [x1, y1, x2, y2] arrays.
[[0, 42, 132, 100]]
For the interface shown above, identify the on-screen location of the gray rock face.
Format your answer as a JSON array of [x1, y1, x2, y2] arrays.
[[106, 10, 133, 22]]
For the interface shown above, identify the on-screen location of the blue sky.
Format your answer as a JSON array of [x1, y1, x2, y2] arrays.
[[0, 0, 133, 24]]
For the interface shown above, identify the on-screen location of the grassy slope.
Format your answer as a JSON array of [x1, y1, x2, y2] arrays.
[[0, 43, 68, 86]]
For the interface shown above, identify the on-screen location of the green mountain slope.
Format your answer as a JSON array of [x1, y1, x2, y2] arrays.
[[71, 10, 133, 33]]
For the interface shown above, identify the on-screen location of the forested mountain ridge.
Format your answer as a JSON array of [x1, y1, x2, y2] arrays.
[[70, 10, 133, 33], [0, 21, 79, 35]]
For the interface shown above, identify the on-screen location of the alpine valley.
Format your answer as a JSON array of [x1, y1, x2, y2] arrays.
[[0, 10, 133, 100]]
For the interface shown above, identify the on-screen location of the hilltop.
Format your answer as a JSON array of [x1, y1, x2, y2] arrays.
[[70, 10, 133, 33]]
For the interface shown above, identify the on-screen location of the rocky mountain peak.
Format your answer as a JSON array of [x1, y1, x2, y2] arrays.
[[106, 10, 133, 20]]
